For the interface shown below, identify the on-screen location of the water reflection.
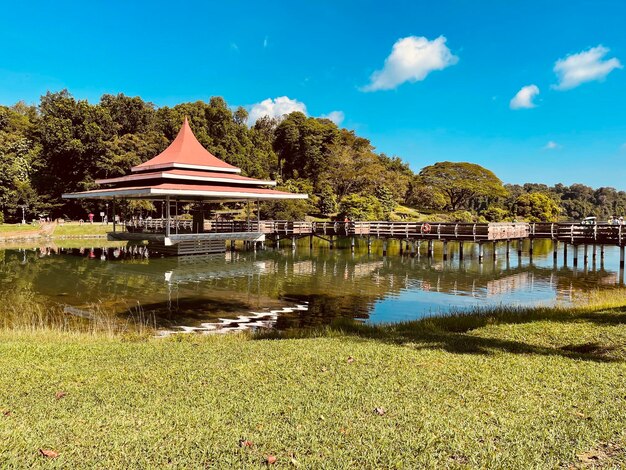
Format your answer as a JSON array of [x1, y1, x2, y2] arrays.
[[0, 239, 623, 332]]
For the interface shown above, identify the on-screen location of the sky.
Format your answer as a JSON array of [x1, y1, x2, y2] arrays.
[[1, 0, 625, 189]]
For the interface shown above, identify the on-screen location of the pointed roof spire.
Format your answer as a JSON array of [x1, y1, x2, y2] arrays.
[[131, 118, 241, 174]]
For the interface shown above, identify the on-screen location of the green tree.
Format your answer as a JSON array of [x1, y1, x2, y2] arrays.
[[339, 193, 383, 221], [419, 162, 507, 211], [318, 185, 338, 216], [513, 192, 561, 222], [375, 185, 396, 219]]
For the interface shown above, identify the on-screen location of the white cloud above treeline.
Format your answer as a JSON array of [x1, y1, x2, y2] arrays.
[[246, 96, 344, 127], [362, 35, 458, 91], [510, 84, 540, 109], [553, 45, 622, 90]]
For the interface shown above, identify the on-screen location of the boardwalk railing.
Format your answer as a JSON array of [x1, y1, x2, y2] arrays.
[[120, 219, 624, 246]]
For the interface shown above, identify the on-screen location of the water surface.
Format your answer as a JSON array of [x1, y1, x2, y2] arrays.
[[1, 239, 623, 333]]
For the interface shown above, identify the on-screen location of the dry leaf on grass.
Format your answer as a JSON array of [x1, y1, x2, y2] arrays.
[[265, 454, 277, 465], [55, 391, 67, 400], [39, 449, 59, 458], [347, 356, 355, 364], [373, 407, 386, 416], [238, 439, 253, 448]]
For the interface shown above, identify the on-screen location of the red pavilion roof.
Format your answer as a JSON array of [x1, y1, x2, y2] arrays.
[[131, 117, 240, 174]]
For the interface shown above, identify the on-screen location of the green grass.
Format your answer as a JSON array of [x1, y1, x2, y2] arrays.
[[0, 223, 40, 234], [52, 222, 112, 237], [1, 293, 625, 468]]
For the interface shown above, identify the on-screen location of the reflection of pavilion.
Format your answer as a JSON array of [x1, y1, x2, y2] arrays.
[[63, 118, 306, 255]]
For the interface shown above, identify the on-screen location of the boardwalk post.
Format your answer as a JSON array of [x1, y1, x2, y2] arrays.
[[620, 245, 625, 269], [583, 244, 589, 266], [230, 239, 235, 251], [517, 240, 523, 257], [416, 240, 421, 258], [276, 235, 280, 249], [410, 241, 416, 257], [573, 245, 578, 267], [529, 239, 534, 256], [478, 242, 484, 264], [382, 239, 388, 257], [309, 235, 313, 250], [601, 245, 605, 260], [292, 236, 296, 251], [399, 240, 404, 256], [330, 236, 334, 250], [459, 241, 464, 260], [592, 244, 597, 261], [563, 243, 568, 264], [505, 240, 510, 259], [351, 236, 355, 253], [367, 236, 372, 254], [443, 240, 448, 261], [427, 240, 434, 258], [493, 242, 497, 260], [553, 240, 558, 261]]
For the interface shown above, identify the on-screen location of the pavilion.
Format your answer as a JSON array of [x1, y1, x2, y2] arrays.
[[63, 118, 307, 255]]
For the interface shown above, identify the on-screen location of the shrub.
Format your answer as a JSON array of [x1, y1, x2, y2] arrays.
[[482, 206, 509, 222], [339, 193, 383, 221]]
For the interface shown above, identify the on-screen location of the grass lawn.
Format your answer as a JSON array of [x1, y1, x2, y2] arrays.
[[0, 223, 40, 234], [52, 222, 112, 237], [1, 297, 625, 468]]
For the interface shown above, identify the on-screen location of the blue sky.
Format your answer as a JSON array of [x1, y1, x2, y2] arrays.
[[1, 0, 625, 189]]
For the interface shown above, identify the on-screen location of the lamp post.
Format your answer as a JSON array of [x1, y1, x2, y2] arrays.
[[19, 204, 27, 225], [105, 203, 109, 225]]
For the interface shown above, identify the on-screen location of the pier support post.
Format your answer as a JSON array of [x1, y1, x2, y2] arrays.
[[309, 235, 313, 250], [517, 240, 523, 257], [427, 240, 434, 258], [382, 239, 388, 257], [443, 240, 448, 261], [230, 240, 235, 252], [276, 235, 280, 249], [416, 240, 421, 258], [330, 236, 334, 250], [601, 245, 605, 260], [399, 240, 404, 256], [367, 236, 372, 254], [292, 237, 296, 251], [493, 242, 498, 260], [410, 241, 416, 257], [573, 245, 578, 267], [459, 241, 464, 260], [620, 245, 625, 269], [553, 240, 559, 261], [505, 240, 510, 259], [351, 236, 355, 253], [583, 244, 589, 265], [529, 239, 534, 256], [478, 242, 484, 264], [563, 243, 568, 264], [592, 244, 597, 261]]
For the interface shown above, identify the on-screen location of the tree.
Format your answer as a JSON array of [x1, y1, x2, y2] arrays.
[[419, 162, 507, 211], [513, 192, 561, 222], [339, 193, 383, 221], [318, 185, 338, 216], [375, 186, 396, 219]]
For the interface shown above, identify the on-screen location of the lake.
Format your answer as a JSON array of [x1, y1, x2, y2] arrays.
[[1, 238, 623, 334]]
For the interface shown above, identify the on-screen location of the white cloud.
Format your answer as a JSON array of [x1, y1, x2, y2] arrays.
[[320, 111, 345, 125], [247, 96, 307, 125], [362, 35, 458, 91], [247, 97, 346, 127], [553, 45, 622, 90], [510, 84, 540, 109], [543, 141, 562, 150]]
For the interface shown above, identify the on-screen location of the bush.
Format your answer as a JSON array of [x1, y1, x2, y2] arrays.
[[450, 210, 474, 223], [482, 206, 509, 222], [261, 199, 310, 221], [339, 193, 383, 221]]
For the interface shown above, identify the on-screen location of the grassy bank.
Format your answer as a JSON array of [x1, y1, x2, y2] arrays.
[[1, 294, 625, 468], [52, 222, 111, 237]]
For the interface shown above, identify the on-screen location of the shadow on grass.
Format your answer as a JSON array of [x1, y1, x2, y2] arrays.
[[255, 303, 626, 363]]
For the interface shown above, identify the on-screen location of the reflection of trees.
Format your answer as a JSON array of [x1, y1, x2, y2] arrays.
[[0, 240, 622, 331]]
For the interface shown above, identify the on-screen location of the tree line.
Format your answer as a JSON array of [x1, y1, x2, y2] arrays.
[[0, 90, 624, 223]]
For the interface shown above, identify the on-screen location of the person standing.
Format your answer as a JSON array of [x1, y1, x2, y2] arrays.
[[88, 212, 94, 224]]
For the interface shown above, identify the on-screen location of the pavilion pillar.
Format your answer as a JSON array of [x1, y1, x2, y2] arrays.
[[112, 197, 116, 233], [165, 196, 171, 237]]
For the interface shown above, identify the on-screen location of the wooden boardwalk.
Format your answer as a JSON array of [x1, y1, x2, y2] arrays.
[[112, 219, 625, 267]]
